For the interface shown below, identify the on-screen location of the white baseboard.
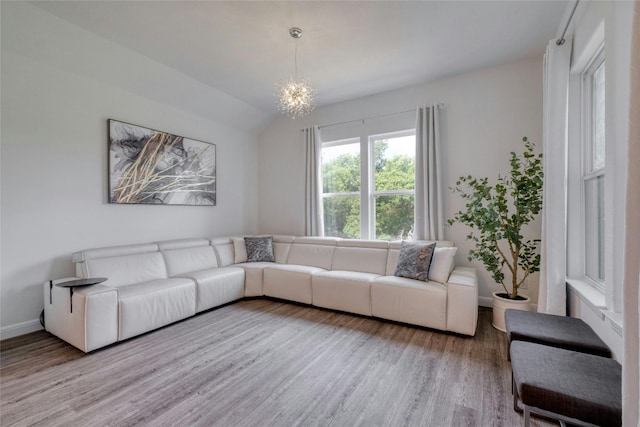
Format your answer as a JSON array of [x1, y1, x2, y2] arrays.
[[478, 296, 493, 307], [0, 319, 43, 341]]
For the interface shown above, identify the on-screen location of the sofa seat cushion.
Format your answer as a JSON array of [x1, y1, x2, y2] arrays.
[[235, 262, 276, 297], [371, 276, 447, 330], [177, 266, 245, 313], [312, 271, 379, 316], [116, 278, 196, 340], [263, 264, 326, 304]]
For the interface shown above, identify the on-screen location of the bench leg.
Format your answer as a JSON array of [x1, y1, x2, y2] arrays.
[[513, 374, 523, 413], [524, 404, 601, 427], [524, 405, 531, 427]]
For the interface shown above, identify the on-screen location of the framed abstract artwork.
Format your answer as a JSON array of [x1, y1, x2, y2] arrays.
[[108, 119, 216, 206]]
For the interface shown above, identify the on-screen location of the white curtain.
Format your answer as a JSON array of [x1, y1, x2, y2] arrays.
[[303, 126, 324, 236], [623, 5, 640, 425], [537, 39, 571, 315], [414, 105, 444, 241]]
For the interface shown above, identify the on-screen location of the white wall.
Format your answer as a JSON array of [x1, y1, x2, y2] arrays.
[[0, 3, 260, 338], [258, 57, 544, 307]]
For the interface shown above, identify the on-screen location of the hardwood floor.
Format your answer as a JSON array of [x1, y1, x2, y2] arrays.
[[1, 300, 555, 426]]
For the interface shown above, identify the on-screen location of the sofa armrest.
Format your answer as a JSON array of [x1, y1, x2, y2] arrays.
[[445, 267, 478, 336], [447, 266, 477, 287], [44, 278, 119, 352]]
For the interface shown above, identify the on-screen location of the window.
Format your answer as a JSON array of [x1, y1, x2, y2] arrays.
[[322, 138, 361, 238], [582, 49, 605, 287], [321, 130, 415, 240]]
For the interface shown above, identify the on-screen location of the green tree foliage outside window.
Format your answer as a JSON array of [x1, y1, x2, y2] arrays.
[[322, 140, 415, 240]]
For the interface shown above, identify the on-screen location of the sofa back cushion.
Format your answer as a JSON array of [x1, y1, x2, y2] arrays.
[[211, 238, 235, 267], [156, 238, 210, 251], [332, 240, 389, 275], [287, 237, 338, 270], [428, 246, 458, 283], [162, 246, 218, 277], [72, 242, 159, 263], [81, 252, 168, 287], [273, 235, 295, 264]]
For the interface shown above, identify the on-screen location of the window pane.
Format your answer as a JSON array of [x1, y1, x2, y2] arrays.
[[375, 195, 415, 240], [322, 142, 360, 194], [585, 175, 605, 283], [592, 62, 605, 171], [374, 136, 415, 191], [323, 196, 360, 238]]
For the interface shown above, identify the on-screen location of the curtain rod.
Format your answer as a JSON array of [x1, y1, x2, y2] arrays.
[[556, 0, 579, 45], [313, 103, 445, 131]]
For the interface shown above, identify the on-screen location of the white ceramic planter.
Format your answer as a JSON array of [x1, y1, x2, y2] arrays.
[[491, 291, 531, 332]]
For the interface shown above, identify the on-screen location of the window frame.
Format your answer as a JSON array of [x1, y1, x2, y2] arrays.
[[580, 45, 606, 290]]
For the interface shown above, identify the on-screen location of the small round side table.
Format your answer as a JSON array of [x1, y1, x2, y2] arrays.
[[53, 277, 108, 313]]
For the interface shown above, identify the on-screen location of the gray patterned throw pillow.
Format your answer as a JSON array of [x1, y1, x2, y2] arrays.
[[244, 236, 275, 263], [394, 241, 437, 282]]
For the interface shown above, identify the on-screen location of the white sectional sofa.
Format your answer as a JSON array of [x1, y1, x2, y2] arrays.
[[44, 236, 478, 352]]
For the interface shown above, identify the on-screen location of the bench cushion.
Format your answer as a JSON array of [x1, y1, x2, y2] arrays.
[[505, 309, 611, 357], [511, 341, 621, 427]]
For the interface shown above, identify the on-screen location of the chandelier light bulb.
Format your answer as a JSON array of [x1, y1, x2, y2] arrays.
[[276, 76, 316, 119]]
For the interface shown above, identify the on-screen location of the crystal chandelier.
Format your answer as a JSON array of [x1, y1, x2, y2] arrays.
[[276, 27, 316, 119]]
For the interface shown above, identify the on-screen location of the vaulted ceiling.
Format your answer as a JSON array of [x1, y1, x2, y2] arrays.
[[32, 1, 569, 126]]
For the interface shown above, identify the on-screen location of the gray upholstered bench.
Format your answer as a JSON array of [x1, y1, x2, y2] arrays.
[[504, 309, 611, 358], [510, 341, 622, 427]]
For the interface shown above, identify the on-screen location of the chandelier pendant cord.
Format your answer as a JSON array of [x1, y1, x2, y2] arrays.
[[294, 40, 299, 81]]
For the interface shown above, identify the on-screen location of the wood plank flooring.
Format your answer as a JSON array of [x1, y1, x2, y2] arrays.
[[0, 300, 555, 426]]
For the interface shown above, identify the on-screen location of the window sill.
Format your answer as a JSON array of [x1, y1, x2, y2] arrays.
[[566, 277, 606, 312], [566, 277, 623, 337]]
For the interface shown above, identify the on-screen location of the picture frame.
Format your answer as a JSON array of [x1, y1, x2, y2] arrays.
[[108, 119, 216, 206]]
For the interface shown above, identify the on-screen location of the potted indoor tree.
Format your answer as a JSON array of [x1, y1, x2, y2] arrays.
[[448, 137, 543, 331]]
